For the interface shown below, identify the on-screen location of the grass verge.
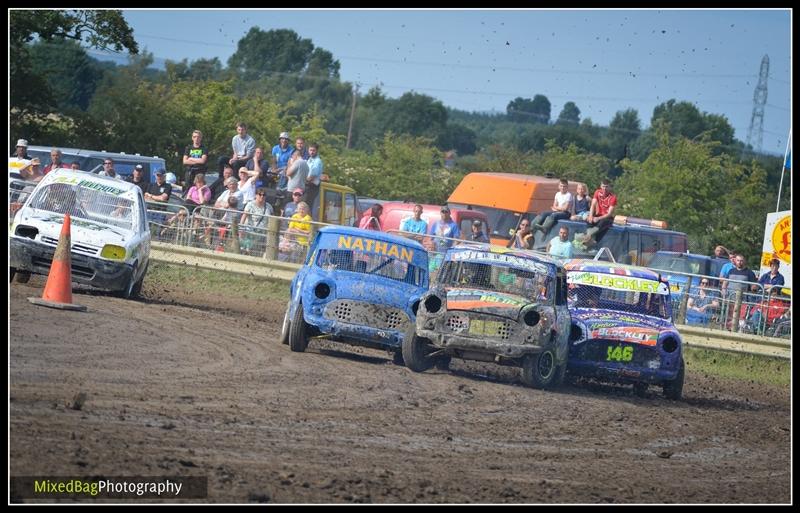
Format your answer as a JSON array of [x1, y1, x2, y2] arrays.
[[147, 261, 290, 303], [684, 346, 790, 387]]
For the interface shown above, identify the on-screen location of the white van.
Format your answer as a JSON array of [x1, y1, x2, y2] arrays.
[[10, 169, 151, 298]]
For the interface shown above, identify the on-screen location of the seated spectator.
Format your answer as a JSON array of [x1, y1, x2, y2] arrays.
[[758, 258, 785, 293], [512, 219, 534, 249], [470, 219, 489, 243], [240, 188, 273, 255], [685, 279, 721, 326], [185, 173, 212, 208], [570, 183, 591, 221], [358, 204, 383, 231], [531, 178, 573, 234], [279, 201, 312, 253]]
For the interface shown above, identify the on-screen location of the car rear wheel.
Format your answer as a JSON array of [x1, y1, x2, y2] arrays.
[[15, 270, 31, 284], [402, 332, 434, 372], [289, 303, 309, 353], [434, 355, 451, 371], [521, 350, 564, 389], [279, 300, 292, 345], [662, 358, 685, 400]]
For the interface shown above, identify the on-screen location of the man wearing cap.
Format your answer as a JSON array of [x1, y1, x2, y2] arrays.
[[429, 206, 461, 252], [283, 188, 304, 218], [144, 169, 173, 227], [219, 122, 255, 175], [126, 164, 149, 194], [43, 148, 66, 175], [470, 219, 489, 243], [272, 131, 293, 190], [12, 139, 30, 160]]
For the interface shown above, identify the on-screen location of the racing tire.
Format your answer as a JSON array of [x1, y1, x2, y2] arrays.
[[129, 263, 148, 299], [402, 333, 434, 372], [279, 300, 292, 345], [662, 358, 685, 400], [119, 264, 140, 299], [434, 355, 451, 371], [521, 350, 563, 389], [392, 349, 405, 366], [289, 303, 309, 353], [15, 270, 31, 284]]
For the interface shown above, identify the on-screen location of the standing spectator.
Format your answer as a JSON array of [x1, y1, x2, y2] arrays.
[[531, 178, 574, 234], [400, 204, 428, 241], [685, 278, 721, 326], [144, 169, 173, 228], [272, 131, 294, 190], [719, 251, 738, 279], [240, 187, 274, 255], [512, 219, 534, 249], [144, 169, 172, 204], [285, 150, 309, 198], [295, 136, 309, 160], [359, 204, 383, 231], [305, 143, 324, 209], [237, 166, 259, 205], [546, 226, 574, 258], [218, 122, 255, 174], [126, 164, 148, 194], [43, 148, 66, 175], [12, 139, 30, 159], [714, 245, 730, 259], [429, 206, 461, 252], [758, 259, 785, 292], [246, 146, 274, 188], [209, 165, 235, 203], [570, 183, 591, 221], [283, 188, 303, 218], [721, 253, 758, 298], [182, 129, 208, 187], [470, 219, 489, 243], [582, 178, 617, 246], [99, 158, 123, 180]]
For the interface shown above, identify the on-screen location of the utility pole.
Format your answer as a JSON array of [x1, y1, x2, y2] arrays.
[[346, 84, 358, 149]]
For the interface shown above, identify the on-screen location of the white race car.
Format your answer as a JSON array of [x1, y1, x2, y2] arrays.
[[10, 169, 151, 298]]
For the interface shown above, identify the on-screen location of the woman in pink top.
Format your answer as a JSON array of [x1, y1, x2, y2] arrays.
[[186, 173, 211, 206]]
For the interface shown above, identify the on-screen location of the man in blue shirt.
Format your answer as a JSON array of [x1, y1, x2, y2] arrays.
[[546, 226, 574, 259], [400, 204, 428, 242], [758, 258, 785, 292], [429, 206, 460, 252], [272, 131, 294, 191]]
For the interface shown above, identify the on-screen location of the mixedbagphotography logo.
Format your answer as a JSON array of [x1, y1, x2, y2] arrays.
[[10, 476, 208, 501]]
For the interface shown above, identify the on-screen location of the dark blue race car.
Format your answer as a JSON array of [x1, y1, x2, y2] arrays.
[[280, 226, 429, 363], [564, 260, 685, 399]]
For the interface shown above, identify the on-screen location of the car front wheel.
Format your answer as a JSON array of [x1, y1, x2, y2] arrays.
[[289, 303, 309, 353], [521, 350, 564, 389], [663, 358, 685, 400], [402, 332, 434, 372]]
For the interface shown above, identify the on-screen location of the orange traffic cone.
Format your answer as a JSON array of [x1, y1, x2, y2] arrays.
[[28, 214, 87, 311]]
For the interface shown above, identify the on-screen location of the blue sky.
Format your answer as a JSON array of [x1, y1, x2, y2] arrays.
[[99, 8, 790, 155]]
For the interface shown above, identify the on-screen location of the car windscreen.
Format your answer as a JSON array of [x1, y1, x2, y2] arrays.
[[315, 249, 425, 287], [567, 271, 671, 319], [649, 254, 702, 275], [438, 260, 553, 302], [29, 183, 135, 231], [450, 204, 521, 240]]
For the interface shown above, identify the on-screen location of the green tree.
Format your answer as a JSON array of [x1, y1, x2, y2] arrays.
[[556, 101, 581, 126], [607, 108, 641, 162], [28, 38, 105, 111], [506, 95, 550, 124]]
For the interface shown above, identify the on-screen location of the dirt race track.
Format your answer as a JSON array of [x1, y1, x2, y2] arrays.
[[9, 277, 792, 504]]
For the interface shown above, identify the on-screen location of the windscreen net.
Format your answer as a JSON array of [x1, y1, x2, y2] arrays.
[[316, 249, 424, 286], [29, 183, 134, 231]]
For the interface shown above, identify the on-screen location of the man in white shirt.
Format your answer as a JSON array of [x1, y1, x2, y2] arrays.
[[531, 178, 573, 234]]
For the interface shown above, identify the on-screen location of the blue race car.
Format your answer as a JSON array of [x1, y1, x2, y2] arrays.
[[564, 260, 685, 399], [410, 244, 571, 389], [280, 226, 429, 362]]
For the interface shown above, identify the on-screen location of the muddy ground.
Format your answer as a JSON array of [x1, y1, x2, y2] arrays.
[[9, 276, 791, 504]]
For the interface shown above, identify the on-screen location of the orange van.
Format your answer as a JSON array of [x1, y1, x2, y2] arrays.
[[447, 172, 587, 246]]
